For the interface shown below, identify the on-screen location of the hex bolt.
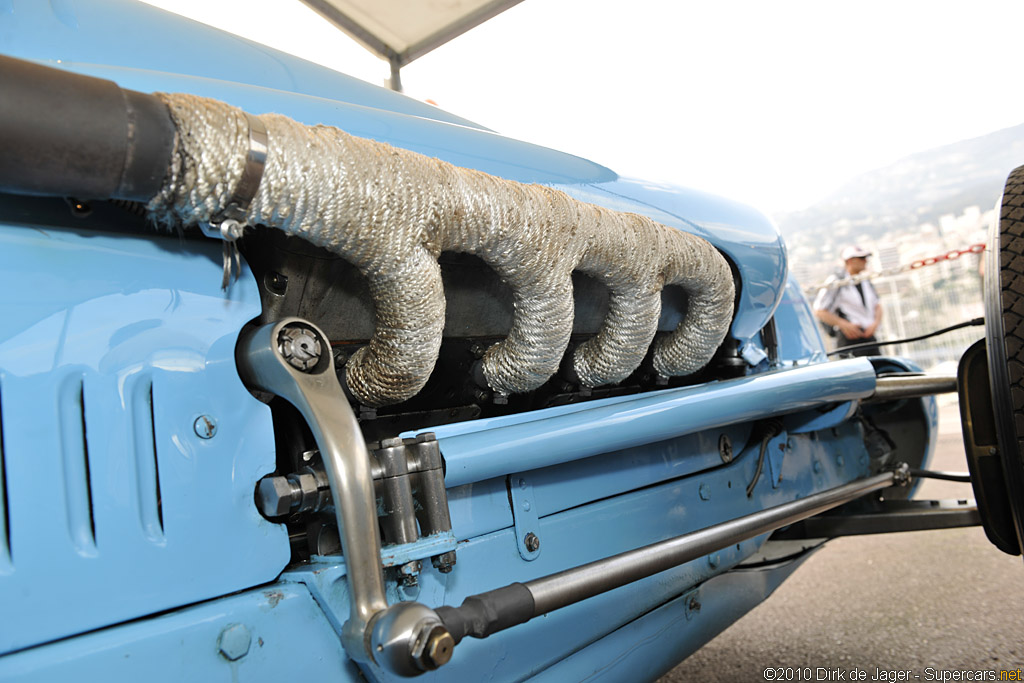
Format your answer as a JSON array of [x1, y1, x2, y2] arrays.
[[707, 553, 720, 569], [813, 460, 822, 474], [218, 623, 252, 661], [423, 626, 455, 669], [836, 454, 845, 467], [699, 483, 711, 500], [718, 434, 733, 463], [256, 475, 301, 517], [688, 597, 701, 613], [524, 532, 540, 553], [194, 415, 217, 439]]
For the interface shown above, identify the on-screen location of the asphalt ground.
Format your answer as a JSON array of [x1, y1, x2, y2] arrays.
[[661, 397, 1024, 682]]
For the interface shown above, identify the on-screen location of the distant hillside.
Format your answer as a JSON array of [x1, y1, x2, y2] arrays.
[[775, 123, 1024, 243]]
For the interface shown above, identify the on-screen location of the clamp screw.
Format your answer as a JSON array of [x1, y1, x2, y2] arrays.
[[278, 324, 322, 372]]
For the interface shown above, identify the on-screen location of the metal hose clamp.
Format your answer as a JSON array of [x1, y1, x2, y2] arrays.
[[214, 111, 267, 289]]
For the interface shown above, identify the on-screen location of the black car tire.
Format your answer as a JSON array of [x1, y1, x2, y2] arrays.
[[984, 163, 1024, 552]]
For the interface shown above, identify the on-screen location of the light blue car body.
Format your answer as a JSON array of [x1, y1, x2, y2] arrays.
[[0, 1, 936, 680]]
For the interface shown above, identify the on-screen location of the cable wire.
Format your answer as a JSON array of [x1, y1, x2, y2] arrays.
[[827, 317, 984, 357], [909, 468, 972, 483]]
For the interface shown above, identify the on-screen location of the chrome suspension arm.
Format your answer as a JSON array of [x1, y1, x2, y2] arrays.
[[237, 318, 451, 675]]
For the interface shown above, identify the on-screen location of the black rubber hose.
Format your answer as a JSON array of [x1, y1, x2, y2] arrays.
[[435, 583, 536, 645], [0, 54, 175, 202]]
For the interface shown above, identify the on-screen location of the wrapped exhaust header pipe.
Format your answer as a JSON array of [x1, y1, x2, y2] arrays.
[[0, 55, 735, 407], [149, 96, 735, 405]]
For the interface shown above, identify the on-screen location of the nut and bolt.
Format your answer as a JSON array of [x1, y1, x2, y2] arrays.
[[707, 553, 720, 569], [194, 415, 217, 439], [400, 560, 421, 587], [432, 551, 457, 574], [813, 460, 822, 474], [218, 623, 252, 661], [278, 324, 322, 372], [718, 434, 733, 463], [524, 532, 541, 553], [699, 483, 711, 501]]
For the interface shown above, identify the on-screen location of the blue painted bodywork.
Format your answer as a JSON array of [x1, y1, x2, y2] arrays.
[[0, 224, 288, 654], [0, 1, 937, 680]]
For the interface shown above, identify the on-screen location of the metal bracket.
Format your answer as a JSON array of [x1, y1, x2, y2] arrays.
[[766, 431, 788, 489], [508, 473, 541, 561]]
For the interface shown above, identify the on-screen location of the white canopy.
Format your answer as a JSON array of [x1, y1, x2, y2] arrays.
[[299, 0, 524, 70]]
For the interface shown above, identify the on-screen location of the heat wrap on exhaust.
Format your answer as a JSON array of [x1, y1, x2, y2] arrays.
[[148, 94, 735, 407]]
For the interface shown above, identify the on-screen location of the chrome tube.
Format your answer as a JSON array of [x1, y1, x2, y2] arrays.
[[869, 374, 957, 402], [438, 467, 907, 647], [526, 468, 904, 614]]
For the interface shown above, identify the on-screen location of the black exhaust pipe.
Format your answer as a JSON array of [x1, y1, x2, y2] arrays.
[[0, 54, 175, 202]]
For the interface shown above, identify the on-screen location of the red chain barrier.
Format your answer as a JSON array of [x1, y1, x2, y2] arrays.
[[807, 242, 986, 292]]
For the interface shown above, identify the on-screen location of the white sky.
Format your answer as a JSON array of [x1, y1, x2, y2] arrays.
[[141, 0, 1024, 215]]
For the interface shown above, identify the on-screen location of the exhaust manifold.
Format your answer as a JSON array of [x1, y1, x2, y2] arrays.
[[148, 94, 735, 407]]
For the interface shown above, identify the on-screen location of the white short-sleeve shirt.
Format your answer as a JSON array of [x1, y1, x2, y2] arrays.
[[812, 275, 879, 329]]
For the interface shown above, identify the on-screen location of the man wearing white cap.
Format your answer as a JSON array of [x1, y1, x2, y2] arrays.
[[812, 245, 882, 356]]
